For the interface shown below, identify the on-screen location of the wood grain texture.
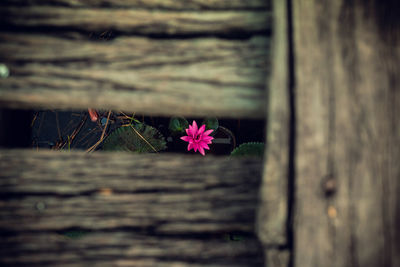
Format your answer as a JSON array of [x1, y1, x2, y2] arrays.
[[0, 149, 262, 232], [293, 1, 400, 267], [0, 34, 269, 118], [0, 0, 269, 10], [0, 149, 264, 266], [1, 232, 264, 267], [265, 249, 290, 267], [0, 6, 270, 35], [256, 0, 289, 246]]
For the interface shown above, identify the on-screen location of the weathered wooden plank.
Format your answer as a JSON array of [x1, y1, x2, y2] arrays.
[[0, 6, 270, 35], [256, 0, 289, 246], [0, 34, 269, 118], [0, 149, 262, 232], [0, 149, 264, 266], [265, 249, 290, 267], [1, 232, 264, 266], [293, 1, 400, 267], [0, 0, 269, 10]]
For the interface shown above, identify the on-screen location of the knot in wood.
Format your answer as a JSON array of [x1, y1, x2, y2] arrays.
[[0, 63, 9, 78], [322, 176, 337, 197], [35, 201, 46, 211]]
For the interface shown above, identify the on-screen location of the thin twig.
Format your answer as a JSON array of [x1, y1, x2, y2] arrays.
[[118, 111, 140, 125], [99, 111, 111, 141], [119, 111, 134, 120], [86, 110, 111, 153], [53, 114, 88, 150], [37, 111, 45, 137], [123, 124, 158, 153], [31, 111, 39, 127], [77, 126, 100, 145], [55, 111, 62, 141]]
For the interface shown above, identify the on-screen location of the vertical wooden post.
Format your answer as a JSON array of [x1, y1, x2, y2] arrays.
[[257, 0, 292, 266], [293, 1, 400, 266]]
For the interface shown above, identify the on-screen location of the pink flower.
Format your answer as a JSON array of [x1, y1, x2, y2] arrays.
[[180, 120, 214, 156]]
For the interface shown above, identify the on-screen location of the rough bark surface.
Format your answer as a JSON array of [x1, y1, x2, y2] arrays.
[[0, 34, 269, 118], [293, 1, 400, 267], [256, 0, 290, 247], [0, 149, 264, 266]]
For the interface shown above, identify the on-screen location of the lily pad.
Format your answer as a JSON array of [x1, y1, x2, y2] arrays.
[[230, 142, 264, 158], [202, 117, 219, 134], [103, 123, 166, 153], [168, 117, 189, 135]]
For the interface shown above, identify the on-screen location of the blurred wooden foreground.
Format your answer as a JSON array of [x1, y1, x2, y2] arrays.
[[0, 150, 264, 266], [0, 0, 399, 266]]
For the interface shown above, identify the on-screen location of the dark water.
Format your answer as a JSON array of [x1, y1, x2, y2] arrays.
[[31, 110, 265, 155]]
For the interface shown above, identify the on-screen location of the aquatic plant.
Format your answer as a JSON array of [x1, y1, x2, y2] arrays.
[[201, 117, 219, 135], [230, 142, 264, 157], [180, 120, 214, 156], [103, 123, 166, 153], [168, 116, 189, 135]]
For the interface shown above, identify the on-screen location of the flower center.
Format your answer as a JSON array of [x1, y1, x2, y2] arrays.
[[194, 133, 202, 142]]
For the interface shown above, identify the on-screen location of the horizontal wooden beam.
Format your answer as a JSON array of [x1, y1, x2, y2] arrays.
[[0, 6, 271, 35], [0, 34, 268, 118], [0, 149, 265, 265], [0, 0, 269, 10], [1, 232, 264, 266], [0, 149, 263, 232]]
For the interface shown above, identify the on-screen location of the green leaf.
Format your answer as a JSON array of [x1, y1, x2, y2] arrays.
[[103, 123, 167, 153], [230, 142, 264, 158], [202, 117, 219, 133], [168, 117, 189, 135]]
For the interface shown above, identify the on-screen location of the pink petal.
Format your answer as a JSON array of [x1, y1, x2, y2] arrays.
[[182, 121, 214, 156], [198, 124, 206, 135], [203, 139, 213, 145], [188, 143, 194, 151], [202, 136, 213, 142], [200, 142, 210, 150], [198, 146, 205, 156], [192, 121, 198, 134], [188, 128, 196, 137], [180, 136, 191, 142], [203, 129, 213, 136]]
